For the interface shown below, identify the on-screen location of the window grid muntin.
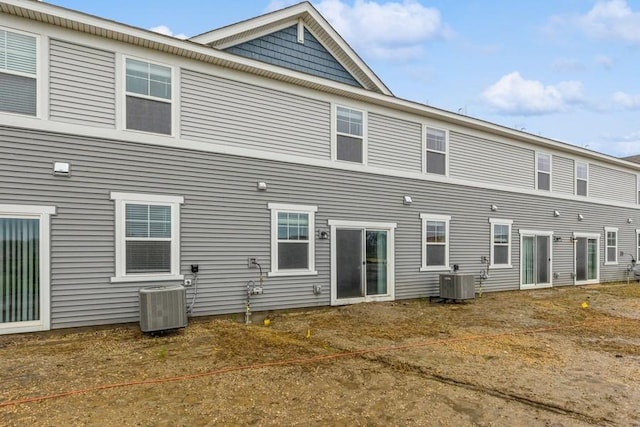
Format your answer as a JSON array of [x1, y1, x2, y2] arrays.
[[0, 29, 37, 77], [336, 106, 363, 137], [125, 58, 171, 101]]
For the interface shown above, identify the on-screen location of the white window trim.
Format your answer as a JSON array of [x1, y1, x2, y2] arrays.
[[0, 26, 41, 119], [489, 218, 513, 269], [535, 152, 552, 191], [120, 54, 177, 137], [518, 229, 554, 290], [0, 204, 55, 334], [268, 202, 318, 277], [573, 232, 600, 285], [420, 213, 451, 272], [110, 192, 184, 283], [332, 103, 367, 165], [604, 226, 618, 265], [575, 161, 588, 196], [636, 175, 640, 205], [423, 125, 449, 176], [636, 229, 640, 264]]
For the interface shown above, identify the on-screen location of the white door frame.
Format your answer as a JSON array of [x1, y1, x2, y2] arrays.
[[328, 220, 396, 306], [0, 204, 55, 334], [519, 229, 553, 290], [573, 232, 600, 285]]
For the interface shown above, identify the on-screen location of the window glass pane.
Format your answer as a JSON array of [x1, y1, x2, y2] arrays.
[[126, 204, 149, 237], [337, 134, 363, 163], [426, 151, 446, 175], [537, 153, 550, 172], [126, 96, 172, 135], [126, 241, 171, 273], [126, 76, 149, 97], [426, 128, 446, 152], [426, 221, 446, 243], [577, 180, 587, 196], [607, 232, 616, 247], [2, 30, 37, 75], [278, 212, 309, 241], [0, 73, 36, 116], [607, 247, 616, 262], [494, 246, 509, 264], [576, 163, 588, 179], [336, 107, 362, 137], [426, 245, 445, 266], [278, 242, 309, 269], [494, 224, 509, 244], [149, 205, 171, 238], [538, 172, 550, 190]]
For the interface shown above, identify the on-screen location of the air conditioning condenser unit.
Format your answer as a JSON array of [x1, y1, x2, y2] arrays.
[[439, 274, 475, 301], [139, 284, 187, 332]]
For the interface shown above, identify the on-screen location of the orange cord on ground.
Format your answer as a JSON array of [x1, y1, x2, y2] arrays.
[[0, 318, 624, 409]]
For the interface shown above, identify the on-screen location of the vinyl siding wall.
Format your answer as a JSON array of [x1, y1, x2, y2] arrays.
[[448, 132, 534, 189], [552, 155, 574, 195], [367, 112, 422, 172], [1, 127, 637, 329], [180, 69, 331, 159], [589, 163, 636, 204], [49, 39, 116, 128]]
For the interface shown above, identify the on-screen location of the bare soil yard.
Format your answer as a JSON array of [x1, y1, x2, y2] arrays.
[[1, 283, 639, 426]]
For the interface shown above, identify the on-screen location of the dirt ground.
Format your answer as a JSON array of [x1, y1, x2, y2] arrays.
[[1, 283, 639, 426]]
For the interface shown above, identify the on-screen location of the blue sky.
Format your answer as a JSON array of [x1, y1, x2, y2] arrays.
[[48, 0, 640, 158]]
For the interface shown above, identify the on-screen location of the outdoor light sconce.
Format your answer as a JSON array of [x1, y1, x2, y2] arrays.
[[553, 210, 560, 217], [318, 230, 329, 240], [578, 214, 585, 221], [628, 218, 633, 224], [490, 204, 498, 211], [256, 181, 268, 191], [53, 161, 71, 177], [553, 236, 562, 242], [403, 195, 413, 205]]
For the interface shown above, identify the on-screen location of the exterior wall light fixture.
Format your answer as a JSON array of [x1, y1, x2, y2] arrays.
[[490, 204, 498, 211], [53, 161, 71, 176], [257, 181, 268, 191], [578, 214, 584, 221], [403, 195, 413, 205], [553, 210, 560, 217]]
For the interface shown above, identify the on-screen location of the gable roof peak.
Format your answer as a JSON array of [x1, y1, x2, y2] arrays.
[[189, 2, 392, 95]]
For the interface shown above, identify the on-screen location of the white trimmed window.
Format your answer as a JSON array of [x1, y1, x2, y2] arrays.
[[335, 105, 365, 163], [124, 57, 173, 135], [575, 161, 588, 196], [420, 214, 451, 271], [604, 227, 618, 265], [536, 152, 551, 191], [426, 127, 447, 175], [636, 229, 640, 262], [268, 203, 317, 276], [111, 192, 184, 282], [0, 28, 37, 116], [637, 176, 640, 205], [489, 218, 513, 268]]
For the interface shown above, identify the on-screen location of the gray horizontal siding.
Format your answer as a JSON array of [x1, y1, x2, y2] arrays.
[[552, 155, 574, 195], [1, 126, 638, 330], [225, 25, 361, 88], [368, 113, 422, 172], [449, 131, 534, 189], [49, 39, 116, 127], [589, 163, 636, 204], [181, 69, 331, 159]]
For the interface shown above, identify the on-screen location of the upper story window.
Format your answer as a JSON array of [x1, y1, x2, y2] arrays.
[[426, 127, 447, 175], [110, 192, 184, 282], [420, 213, 450, 271], [125, 58, 172, 135], [637, 176, 640, 204], [604, 227, 618, 265], [536, 153, 551, 191], [335, 106, 365, 163], [575, 161, 588, 196], [268, 203, 317, 277], [0, 28, 37, 116], [489, 218, 513, 268]]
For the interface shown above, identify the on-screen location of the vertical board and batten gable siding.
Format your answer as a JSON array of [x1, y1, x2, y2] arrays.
[[49, 39, 116, 128], [181, 69, 331, 159], [225, 26, 362, 88], [2, 126, 638, 329], [448, 132, 534, 189], [589, 164, 636, 204], [367, 113, 422, 172], [552, 155, 574, 195]]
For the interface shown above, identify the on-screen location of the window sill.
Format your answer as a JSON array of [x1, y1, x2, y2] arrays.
[[489, 264, 512, 269], [604, 262, 618, 266], [268, 270, 318, 278], [111, 274, 184, 283], [420, 266, 450, 272]]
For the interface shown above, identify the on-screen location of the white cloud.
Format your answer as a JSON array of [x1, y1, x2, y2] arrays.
[[316, 0, 450, 60], [150, 25, 187, 40], [578, 0, 640, 44], [612, 91, 640, 109], [482, 72, 585, 115]]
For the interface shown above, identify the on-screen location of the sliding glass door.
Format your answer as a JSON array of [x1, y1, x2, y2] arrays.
[[520, 231, 552, 289]]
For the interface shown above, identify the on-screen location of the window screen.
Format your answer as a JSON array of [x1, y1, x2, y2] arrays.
[[0, 29, 37, 116]]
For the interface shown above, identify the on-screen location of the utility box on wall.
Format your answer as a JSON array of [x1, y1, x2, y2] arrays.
[[439, 274, 475, 300], [139, 285, 188, 332]]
